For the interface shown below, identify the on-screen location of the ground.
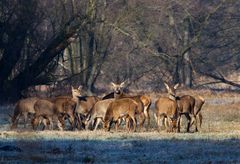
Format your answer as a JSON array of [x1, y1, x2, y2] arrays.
[[0, 91, 240, 163]]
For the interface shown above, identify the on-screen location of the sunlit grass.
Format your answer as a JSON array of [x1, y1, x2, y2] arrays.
[[1, 92, 240, 163]]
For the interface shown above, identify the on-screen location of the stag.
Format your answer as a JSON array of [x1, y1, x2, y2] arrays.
[[103, 82, 151, 130]]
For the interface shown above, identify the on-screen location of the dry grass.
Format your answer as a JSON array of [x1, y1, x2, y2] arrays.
[[0, 92, 240, 163]]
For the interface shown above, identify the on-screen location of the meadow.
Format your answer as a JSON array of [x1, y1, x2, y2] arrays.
[[0, 91, 240, 163]]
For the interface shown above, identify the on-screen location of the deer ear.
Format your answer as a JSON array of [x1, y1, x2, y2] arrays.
[[163, 82, 170, 91], [120, 81, 125, 87], [78, 85, 82, 90], [71, 86, 74, 90], [173, 83, 179, 90], [111, 82, 116, 87]]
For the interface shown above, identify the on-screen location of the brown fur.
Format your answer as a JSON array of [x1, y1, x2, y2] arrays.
[[71, 86, 100, 129], [109, 82, 147, 130], [11, 97, 39, 129], [140, 95, 151, 129], [86, 99, 114, 130], [192, 96, 205, 129], [176, 95, 195, 132], [155, 97, 178, 132], [51, 97, 76, 130], [32, 99, 64, 130], [163, 82, 203, 132], [104, 98, 138, 132]]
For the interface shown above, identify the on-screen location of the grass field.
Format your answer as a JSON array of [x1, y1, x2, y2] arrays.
[[0, 91, 240, 163]]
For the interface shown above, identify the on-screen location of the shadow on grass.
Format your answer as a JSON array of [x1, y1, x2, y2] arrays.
[[0, 138, 239, 163]]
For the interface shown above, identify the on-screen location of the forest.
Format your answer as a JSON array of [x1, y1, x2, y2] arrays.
[[1, 0, 240, 102]]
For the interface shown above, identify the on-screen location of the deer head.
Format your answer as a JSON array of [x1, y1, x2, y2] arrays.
[[163, 82, 179, 100], [111, 82, 125, 95], [71, 86, 81, 99]]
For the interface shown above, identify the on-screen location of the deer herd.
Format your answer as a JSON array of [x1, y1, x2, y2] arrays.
[[9, 82, 205, 133]]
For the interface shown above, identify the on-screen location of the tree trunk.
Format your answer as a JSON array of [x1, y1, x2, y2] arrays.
[[182, 18, 192, 88], [0, 17, 87, 102]]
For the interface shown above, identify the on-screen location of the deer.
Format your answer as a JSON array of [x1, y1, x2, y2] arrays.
[[51, 97, 76, 130], [163, 82, 203, 132], [103, 82, 151, 130], [154, 91, 179, 132], [103, 98, 138, 132], [32, 99, 64, 130], [85, 98, 115, 130], [10, 97, 39, 129], [71, 86, 100, 130]]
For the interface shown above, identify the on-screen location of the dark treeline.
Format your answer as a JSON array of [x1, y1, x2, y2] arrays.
[[1, 0, 240, 102]]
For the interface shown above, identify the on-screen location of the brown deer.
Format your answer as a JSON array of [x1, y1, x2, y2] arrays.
[[163, 82, 202, 132], [10, 97, 39, 129], [104, 98, 138, 132], [85, 98, 114, 130], [32, 99, 64, 130], [104, 82, 149, 130], [175, 95, 195, 132], [71, 86, 100, 130], [51, 97, 76, 130], [154, 97, 178, 132]]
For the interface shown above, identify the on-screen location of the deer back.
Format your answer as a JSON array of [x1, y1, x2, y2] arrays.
[[75, 96, 100, 115], [34, 99, 58, 116], [176, 95, 195, 114], [105, 98, 138, 122], [155, 97, 178, 119]]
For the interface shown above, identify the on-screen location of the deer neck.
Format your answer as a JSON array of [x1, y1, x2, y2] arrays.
[[168, 94, 177, 101], [72, 94, 81, 107], [114, 92, 123, 99]]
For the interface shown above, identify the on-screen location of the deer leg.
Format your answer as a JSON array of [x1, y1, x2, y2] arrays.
[[139, 113, 145, 131], [58, 115, 65, 131], [194, 115, 198, 132], [156, 116, 161, 132], [145, 111, 150, 130], [94, 118, 101, 131], [76, 113, 82, 130], [68, 115, 75, 130], [125, 117, 130, 132], [177, 115, 181, 133], [108, 120, 113, 131], [115, 120, 119, 132], [23, 113, 28, 128], [185, 113, 191, 133], [117, 118, 122, 128], [85, 118, 92, 130], [10, 114, 20, 129], [41, 118, 50, 130], [166, 117, 171, 132], [115, 118, 122, 131], [129, 114, 137, 132], [125, 116, 132, 132], [32, 115, 39, 130], [198, 113, 203, 128], [47, 117, 53, 130], [162, 116, 167, 129]]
